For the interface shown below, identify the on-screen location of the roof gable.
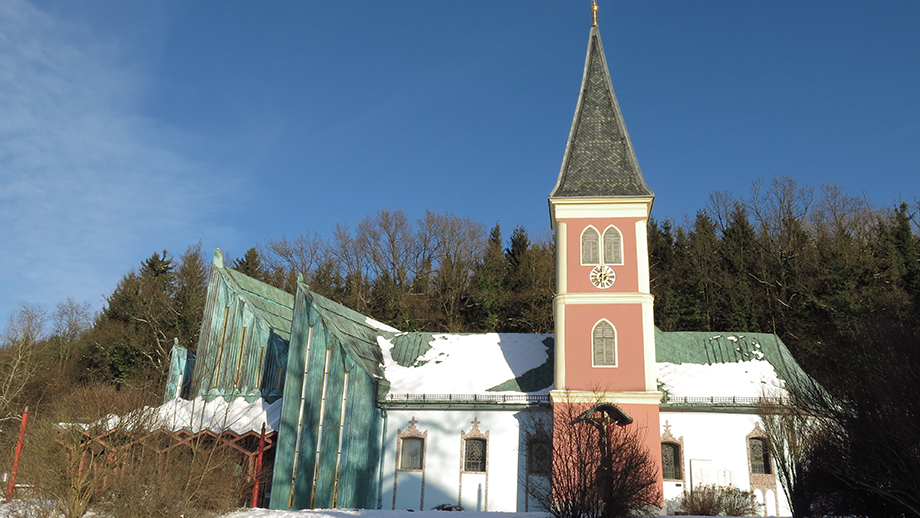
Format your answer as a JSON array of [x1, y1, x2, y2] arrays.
[[296, 284, 389, 381]]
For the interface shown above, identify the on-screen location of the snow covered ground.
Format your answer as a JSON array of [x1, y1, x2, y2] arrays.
[[0, 502, 771, 518]]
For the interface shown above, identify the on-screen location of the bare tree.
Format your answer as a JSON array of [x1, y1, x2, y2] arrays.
[[0, 303, 47, 422], [758, 396, 815, 517], [263, 232, 326, 292], [784, 316, 920, 517], [528, 399, 661, 518], [50, 298, 93, 367]]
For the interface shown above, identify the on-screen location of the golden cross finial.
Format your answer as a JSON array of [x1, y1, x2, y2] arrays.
[[591, 0, 599, 26]]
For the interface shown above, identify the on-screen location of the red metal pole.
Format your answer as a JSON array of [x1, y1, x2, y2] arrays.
[[251, 423, 266, 508], [6, 407, 29, 502]]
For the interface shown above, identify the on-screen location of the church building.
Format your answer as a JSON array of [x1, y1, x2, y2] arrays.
[[167, 5, 802, 516]]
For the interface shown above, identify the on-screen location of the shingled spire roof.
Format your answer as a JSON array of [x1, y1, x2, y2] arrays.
[[550, 24, 653, 198]]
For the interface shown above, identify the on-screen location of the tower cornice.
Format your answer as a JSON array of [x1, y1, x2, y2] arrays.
[[550, 196, 653, 224]]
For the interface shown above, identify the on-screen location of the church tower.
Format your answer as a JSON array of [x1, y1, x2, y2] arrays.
[[549, 1, 662, 489]]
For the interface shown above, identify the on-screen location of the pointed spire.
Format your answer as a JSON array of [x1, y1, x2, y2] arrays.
[[550, 19, 653, 199]]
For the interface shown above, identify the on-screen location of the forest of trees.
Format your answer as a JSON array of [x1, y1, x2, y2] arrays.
[[2, 176, 919, 515], [4, 176, 919, 404]]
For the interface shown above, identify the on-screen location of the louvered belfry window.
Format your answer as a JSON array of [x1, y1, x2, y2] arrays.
[[603, 226, 622, 264], [749, 438, 771, 474], [582, 227, 600, 264], [593, 321, 616, 366], [464, 438, 487, 472]]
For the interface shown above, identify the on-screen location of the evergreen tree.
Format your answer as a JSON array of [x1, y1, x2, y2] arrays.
[[230, 247, 266, 281], [472, 224, 508, 332]]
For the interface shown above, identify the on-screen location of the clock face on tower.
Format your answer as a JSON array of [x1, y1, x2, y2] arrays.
[[589, 265, 616, 289]]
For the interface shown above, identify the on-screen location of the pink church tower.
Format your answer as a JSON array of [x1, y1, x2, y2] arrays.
[[548, 3, 663, 491]]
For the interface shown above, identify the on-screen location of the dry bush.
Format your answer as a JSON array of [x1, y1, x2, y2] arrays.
[[92, 433, 247, 518], [681, 485, 761, 516], [681, 485, 719, 515], [22, 382, 252, 518]]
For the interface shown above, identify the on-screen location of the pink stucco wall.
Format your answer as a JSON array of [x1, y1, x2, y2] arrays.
[[562, 217, 645, 293], [562, 303, 647, 391]]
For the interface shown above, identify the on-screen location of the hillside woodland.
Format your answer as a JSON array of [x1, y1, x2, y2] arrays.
[[2, 177, 918, 516]]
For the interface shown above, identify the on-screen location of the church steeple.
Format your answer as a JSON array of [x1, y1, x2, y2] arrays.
[[547, 8, 663, 502], [549, 21, 652, 200]]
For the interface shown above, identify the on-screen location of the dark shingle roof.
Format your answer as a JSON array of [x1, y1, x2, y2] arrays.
[[550, 25, 652, 199]]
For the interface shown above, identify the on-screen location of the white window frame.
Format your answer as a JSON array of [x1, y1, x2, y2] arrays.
[[581, 226, 600, 265], [602, 225, 624, 265], [591, 319, 617, 367]]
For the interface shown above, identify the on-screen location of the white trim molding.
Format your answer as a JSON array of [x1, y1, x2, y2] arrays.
[[550, 389, 663, 406], [550, 196, 653, 221]]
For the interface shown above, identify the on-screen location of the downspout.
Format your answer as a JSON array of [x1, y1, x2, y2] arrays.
[[377, 405, 388, 509]]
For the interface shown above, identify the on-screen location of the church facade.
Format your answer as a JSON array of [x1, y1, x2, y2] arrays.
[[167, 11, 800, 517]]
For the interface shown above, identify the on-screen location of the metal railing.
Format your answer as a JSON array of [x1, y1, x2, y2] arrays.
[[663, 396, 788, 406], [382, 393, 550, 406]]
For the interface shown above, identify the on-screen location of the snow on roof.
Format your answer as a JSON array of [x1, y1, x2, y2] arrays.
[[365, 316, 400, 333], [657, 359, 787, 399], [155, 396, 283, 434], [70, 397, 284, 435], [380, 333, 552, 395]]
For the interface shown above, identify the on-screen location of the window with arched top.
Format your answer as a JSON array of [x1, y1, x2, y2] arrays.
[[592, 320, 617, 366], [581, 226, 600, 265], [603, 226, 623, 265]]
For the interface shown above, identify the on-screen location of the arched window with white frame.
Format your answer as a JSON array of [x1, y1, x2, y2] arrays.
[[603, 226, 623, 265], [581, 226, 600, 265], [592, 320, 617, 366]]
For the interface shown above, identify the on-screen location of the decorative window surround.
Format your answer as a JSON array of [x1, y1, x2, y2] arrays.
[[660, 420, 684, 481], [458, 417, 489, 510], [746, 423, 777, 516], [393, 417, 427, 510]]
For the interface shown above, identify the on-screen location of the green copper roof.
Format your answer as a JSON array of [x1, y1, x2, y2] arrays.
[[222, 266, 294, 341], [297, 284, 389, 380], [550, 25, 653, 199], [655, 329, 807, 385]]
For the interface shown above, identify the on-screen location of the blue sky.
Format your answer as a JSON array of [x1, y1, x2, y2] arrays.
[[2, 1, 919, 323]]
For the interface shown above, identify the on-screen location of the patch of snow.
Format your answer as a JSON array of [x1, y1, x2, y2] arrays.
[[0, 503, 782, 518], [381, 333, 552, 395], [657, 360, 787, 399], [223, 510, 551, 518], [68, 397, 283, 435], [366, 316, 400, 333], [155, 396, 283, 434]]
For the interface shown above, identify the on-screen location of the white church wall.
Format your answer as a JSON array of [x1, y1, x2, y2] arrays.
[[381, 408, 543, 512], [660, 411, 791, 516]]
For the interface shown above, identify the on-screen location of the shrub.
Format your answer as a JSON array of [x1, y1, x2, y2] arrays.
[[682, 485, 761, 516]]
